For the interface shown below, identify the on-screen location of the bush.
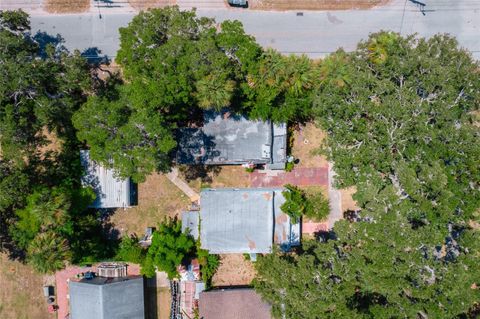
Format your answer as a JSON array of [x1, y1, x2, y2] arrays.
[[304, 190, 330, 221], [197, 245, 220, 287], [281, 184, 308, 220], [285, 161, 294, 172], [116, 235, 145, 264]]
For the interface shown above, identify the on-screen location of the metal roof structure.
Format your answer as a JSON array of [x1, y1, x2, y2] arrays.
[[80, 150, 131, 209], [181, 211, 200, 240], [197, 188, 300, 254], [69, 276, 145, 319], [199, 289, 272, 319], [176, 110, 287, 169]]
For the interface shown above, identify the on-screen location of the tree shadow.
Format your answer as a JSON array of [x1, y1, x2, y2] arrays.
[[144, 274, 159, 319], [81, 47, 110, 65], [178, 165, 222, 184], [31, 31, 66, 58]]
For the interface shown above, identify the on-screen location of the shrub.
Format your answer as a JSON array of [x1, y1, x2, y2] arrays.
[[116, 235, 145, 264]]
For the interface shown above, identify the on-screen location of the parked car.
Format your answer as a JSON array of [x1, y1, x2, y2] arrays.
[[227, 0, 247, 7]]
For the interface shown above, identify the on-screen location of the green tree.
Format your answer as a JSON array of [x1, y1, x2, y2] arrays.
[[254, 32, 480, 318], [143, 218, 195, 279], [27, 231, 72, 274]]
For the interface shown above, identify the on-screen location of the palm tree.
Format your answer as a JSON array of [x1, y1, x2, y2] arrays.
[[27, 231, 71, 274], [195, 73, 235, 110]]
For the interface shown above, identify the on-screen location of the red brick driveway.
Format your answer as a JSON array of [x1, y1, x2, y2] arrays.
[[250, 166, 328, 188]]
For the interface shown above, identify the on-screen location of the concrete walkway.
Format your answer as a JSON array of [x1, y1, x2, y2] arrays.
[[327, 162, 343, 229], [166, 167, 200, 202]]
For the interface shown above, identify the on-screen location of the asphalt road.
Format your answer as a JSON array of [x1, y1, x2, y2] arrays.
[[29, 0, 480, 60]]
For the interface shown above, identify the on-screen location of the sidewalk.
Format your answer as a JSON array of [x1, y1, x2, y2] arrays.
[[166, 167, 200, 202]]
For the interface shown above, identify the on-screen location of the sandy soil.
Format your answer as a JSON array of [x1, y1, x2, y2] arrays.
[[128, 0, 175, 10], [291, 122, 329, 169], [340, 186, 359, 212], [249, 0, 388, 11], [0, 254, 53, 319], [211, 254, 256, 287], [44, 0, 89, 13], [110, 173, 190, 236]]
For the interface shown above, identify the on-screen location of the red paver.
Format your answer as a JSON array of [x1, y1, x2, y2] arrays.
[[55, 263, 140, 319], [250, 167, 328, 188], [302, 221, 329, 235]]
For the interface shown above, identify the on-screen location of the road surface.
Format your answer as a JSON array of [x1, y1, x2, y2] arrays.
[[25, 0, 480, 60]]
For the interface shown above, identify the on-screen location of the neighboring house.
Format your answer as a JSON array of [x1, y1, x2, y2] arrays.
[[199, 289, 272, 319], [176, 110, 287, 170], [80, 150, 132, 209], [182, 188, 300, 254], [68, 263, 145, 319]]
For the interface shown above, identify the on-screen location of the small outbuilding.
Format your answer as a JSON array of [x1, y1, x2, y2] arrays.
[[199, 289, 272, 319], [80, 150, 132, 209]]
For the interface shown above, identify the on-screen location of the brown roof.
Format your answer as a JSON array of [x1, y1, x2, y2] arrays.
[[199, 289, 272, 319]]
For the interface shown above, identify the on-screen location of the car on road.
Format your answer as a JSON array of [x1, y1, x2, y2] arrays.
[[227, 0, 248, 7]]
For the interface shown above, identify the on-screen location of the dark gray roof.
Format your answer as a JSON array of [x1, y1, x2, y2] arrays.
[[199, 188, 300, 254], [69, 276, 145, 319], [176, 111, 286, 166]]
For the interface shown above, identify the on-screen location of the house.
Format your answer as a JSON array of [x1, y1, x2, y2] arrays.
[[199, 289, 272, 319], [80, 150, 132, 209], [182, 188, 300, 254], [68, 263, 145, 319], [176, 110, 287, 170]]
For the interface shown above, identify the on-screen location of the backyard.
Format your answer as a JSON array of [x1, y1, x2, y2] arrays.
[[0, 254, 53, 319], [109, 173, 191, 236]]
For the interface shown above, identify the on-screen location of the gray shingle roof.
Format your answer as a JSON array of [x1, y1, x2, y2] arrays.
[[69, 276, 145, 319]]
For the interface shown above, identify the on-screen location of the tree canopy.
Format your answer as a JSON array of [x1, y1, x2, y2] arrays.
[[254, 32, 480, 319], [73, 7, 316, 181], [1, 10, 117, 272]]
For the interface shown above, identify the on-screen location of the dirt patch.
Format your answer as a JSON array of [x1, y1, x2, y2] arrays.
[[0, 254, 53, 319], [110, 173, 190, 236], [212, 254, 256, 287], [340, 186, 359, 212], [145, 286, 171, 319], [249, 0, 388, 11], [181, 166, 251, 192], [128, 0, 175, 10], [44, 0, 89, 13], [291, 122, 329, 169]]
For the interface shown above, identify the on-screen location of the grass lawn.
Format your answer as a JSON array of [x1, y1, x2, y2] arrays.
[[291, 122, 329, 169], [0, 254, 53, 319], [212, 254, 256, 287], [180, 165, 251, 193], [109, 173, 190, 236]]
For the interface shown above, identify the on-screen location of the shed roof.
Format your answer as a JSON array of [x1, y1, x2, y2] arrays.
[[80, 150, 131, 209], [69, 276, 145, 319], [199, 188, 299, 254], [176, 111, 286, 166], [199, 289, 272, 319]]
